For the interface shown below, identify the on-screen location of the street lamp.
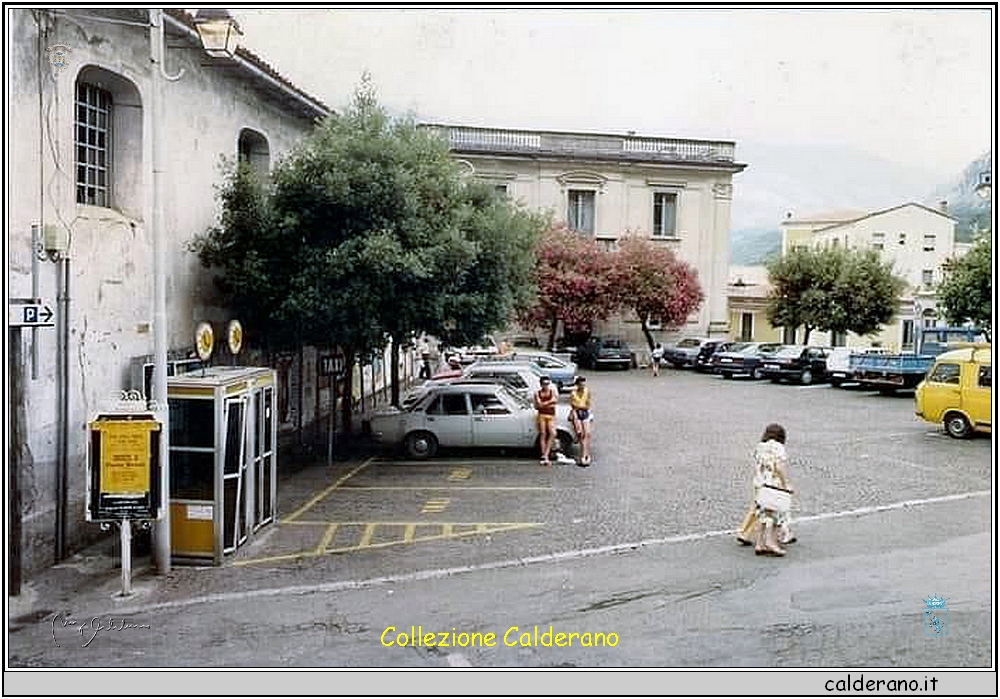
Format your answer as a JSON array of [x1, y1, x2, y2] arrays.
[[193, 9, 242, 59], [975, 171, 991, 200], [149, 8, 242, 573]]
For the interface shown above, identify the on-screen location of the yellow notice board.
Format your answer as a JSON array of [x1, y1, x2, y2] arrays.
[[99, 421, 156, 494], [88, 415, 161, 521]]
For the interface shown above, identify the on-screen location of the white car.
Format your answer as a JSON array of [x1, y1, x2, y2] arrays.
[[477, 351, 578, 392], [368, 383, 576, 460], [462, 362, 547, 399]]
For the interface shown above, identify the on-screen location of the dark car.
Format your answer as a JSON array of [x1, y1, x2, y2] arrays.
[[711, 342, 784, 379], [575, 336, 633, 370], [759, 345, 831, 385], [694, 340, 747, 373]]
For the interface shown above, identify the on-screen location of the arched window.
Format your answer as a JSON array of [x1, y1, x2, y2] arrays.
[[75, 66, 143, 216], [238, 128, 270, 183]]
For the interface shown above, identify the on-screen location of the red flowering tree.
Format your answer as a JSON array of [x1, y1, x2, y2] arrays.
[[518, 224, 618, 350], [611, 233, 704, 350]]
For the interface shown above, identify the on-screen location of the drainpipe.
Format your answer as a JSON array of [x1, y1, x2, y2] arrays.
[[55, 257, 70, 562]]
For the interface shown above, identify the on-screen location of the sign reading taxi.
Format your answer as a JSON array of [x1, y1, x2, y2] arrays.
[[87, 414, 161, 521]]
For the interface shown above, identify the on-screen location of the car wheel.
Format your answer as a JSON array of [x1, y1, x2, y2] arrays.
[[800, 369, 813, 385], [404, 431, 438, 460], [944, 412, 973, 439], [830, 378, 842, 388], [721, 372, 732, 380], [751, 367, 764, 380]]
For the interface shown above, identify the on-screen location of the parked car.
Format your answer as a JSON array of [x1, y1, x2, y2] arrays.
[[475, 351, 578, 392], [760, 345, 831, 384], [368, 383, 576, 460], [694, 340, 748, 373], [663, 337, 714, 369], [711, 342, 783, 379], [575, 336, 633, 370], [462, 362, 546, 399], [914, 345, 991, 439], [826, 346, 891, 387], [444, 336, 500, 365]]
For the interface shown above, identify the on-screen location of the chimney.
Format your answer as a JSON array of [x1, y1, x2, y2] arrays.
[[939, 200, 948, 213]]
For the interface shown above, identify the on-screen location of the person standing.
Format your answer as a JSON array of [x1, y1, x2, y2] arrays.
[[650, 343, 664, 377], [751, 423, 794, 556], [569, 376, 593, 466], [533, 376, 558, 466]]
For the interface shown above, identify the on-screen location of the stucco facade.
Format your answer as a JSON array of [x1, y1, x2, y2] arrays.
[[728, 203, 964, 350], [425, 124, 747, 347], [7, 8, 328, 572]]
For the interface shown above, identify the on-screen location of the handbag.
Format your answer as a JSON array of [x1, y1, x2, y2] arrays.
[[756, 483, 792, 513]]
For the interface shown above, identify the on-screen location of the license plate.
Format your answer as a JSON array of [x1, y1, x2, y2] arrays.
[[720, 358, 732, 363]]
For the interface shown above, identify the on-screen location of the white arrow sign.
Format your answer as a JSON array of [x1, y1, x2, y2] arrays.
[[9, 302, 55, 327]]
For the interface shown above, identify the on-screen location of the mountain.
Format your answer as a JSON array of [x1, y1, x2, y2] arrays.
[[729, 226, 782, 266], [926, 151, 992, 243]]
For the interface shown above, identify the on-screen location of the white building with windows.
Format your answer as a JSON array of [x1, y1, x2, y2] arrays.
[[424, 124, 748, 345], [729, 202, 964, 351], [7, 8, 329, 573]]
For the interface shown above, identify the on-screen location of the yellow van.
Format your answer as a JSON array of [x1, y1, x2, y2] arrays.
[[914, 345, 992, 439]]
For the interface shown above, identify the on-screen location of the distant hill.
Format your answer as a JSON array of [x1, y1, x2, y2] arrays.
[[927, 150, 992, 243], [730, 226, 781, 265]]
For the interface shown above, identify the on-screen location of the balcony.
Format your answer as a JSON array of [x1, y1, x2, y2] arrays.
[[424, 124, 741, 168]]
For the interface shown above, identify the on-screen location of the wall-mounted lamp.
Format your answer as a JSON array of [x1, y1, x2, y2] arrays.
[[193, 8, 242, 59], [975, 171, 991, 200]]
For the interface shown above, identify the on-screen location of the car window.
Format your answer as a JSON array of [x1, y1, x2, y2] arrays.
[[469, 393, 511, 415], [427, 393, 469, 416], [677, 339, 701, 348], [928, 363, 961, 385], [979, 365, 991, 389], [775, 346, 804, 358]]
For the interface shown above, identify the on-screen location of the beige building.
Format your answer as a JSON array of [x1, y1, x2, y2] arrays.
[[425, 124, 748, 346], [728, 203, 964, 350], [7, 8, 329, 572]]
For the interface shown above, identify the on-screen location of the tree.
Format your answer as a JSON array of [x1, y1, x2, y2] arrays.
[[611, 234, 704, 350], [766, 247, 905, 343], [192, 76, 541, 428], [938, 235, 992, 340], [517, 225, 618, 350]]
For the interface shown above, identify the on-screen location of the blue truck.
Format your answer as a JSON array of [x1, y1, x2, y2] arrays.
[[852, 327, 986, 392]]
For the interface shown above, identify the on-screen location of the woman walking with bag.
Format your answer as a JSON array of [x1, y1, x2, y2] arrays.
[[750, 423, 794, 556]]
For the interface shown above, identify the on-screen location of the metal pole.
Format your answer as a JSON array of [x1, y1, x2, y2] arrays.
[[150, 8, 172, 573], [30, 225, 40, 379], [120, 518, 132, 597], [9, 328, 24, 596], [55, 258, 69, 562]]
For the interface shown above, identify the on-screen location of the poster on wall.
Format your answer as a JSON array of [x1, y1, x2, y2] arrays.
[[86, 414, 162, 521]]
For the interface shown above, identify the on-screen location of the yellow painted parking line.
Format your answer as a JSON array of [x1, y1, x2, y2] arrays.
[[282, 458, 373, 523], [314, 524, 339, 554], [230, 522, 544, 567], [421, 498, 450, 513], [448, 467, 474, 481], [357, 523, 376, 548]]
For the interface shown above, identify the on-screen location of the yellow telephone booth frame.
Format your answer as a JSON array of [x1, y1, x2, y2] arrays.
[[167, 366, 277, 565]]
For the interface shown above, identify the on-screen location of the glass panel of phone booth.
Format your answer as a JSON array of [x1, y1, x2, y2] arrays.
[[254, 386, 275, 529], [222, 397, 248, 552]]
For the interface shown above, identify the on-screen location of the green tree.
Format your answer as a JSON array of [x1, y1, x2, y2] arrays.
[[938, 235, 992, 340], [766, 247, 904, 343], [193, 76, 541, 426], [611, 233, 704, 350]]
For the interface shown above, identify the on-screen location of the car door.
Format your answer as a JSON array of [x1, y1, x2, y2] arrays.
[[424, 392, 473, 447], [964, 363, 992, 429], [469, 390, 529, 448]]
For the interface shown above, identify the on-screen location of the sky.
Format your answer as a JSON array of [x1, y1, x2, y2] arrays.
[[231, 6, 994, 228]]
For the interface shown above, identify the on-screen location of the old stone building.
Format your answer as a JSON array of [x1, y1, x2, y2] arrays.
[[7, 8, 329, 572]]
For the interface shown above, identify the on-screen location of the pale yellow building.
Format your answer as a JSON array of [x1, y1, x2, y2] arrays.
[[426, 124, 748, 347]]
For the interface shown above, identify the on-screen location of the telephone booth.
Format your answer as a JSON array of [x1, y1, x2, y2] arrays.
[[167, 366, 277, 565]]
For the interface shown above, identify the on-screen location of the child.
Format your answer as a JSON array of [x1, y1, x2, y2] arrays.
[[750, 423, 795, 556]]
